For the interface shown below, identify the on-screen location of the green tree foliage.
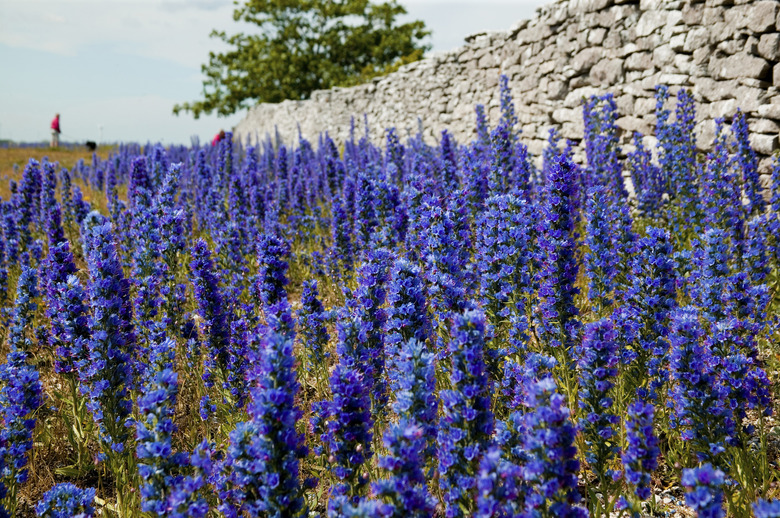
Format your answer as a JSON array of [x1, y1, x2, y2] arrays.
[[174, 0, 430, 118]]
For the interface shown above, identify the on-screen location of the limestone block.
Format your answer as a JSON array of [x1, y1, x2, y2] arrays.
[[694, 119, 717, 151], [734, 85, 771, 113], [758, 33, 780, 60], [588, 27, 607, 45], [694, 77, 739, 101], [659, 73, 689, 85], [616, 116, 652, 135], [625, 51, 653, 70], [701, 7, 723, 26], [561, 120, 585, 139], [635, 10, 670, 37], [590, 58, 624, 85], [750, 133, 779, 154], [682, 3, 704, 25], [684, 27, 711, 52], [548, 80, 569, 100], [758, 103, 780, 120], [635, 96, 656, 115], [674, 54, 695, 74], [747, 1, 779, 33], [776, 62, 780, 87], [670, 34, 686, 52], [709, 53, 770, 80], [750, 118, 780, 133], [615, 94, 634, 115], [653, 44, 676, 67], [572, 47, 604, 74], [710, 99, 740, 118]]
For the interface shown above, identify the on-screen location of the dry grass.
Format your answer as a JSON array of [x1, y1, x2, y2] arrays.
[[0, 144, 115, 200]]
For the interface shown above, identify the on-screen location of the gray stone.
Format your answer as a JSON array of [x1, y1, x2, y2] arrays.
[[750, 118, 780, 133], [710, 99, 740, 118], [759, 33, 780, 60], [684, 27, 710, 52], [615, 94, 634, 114], [734, 85, 771, 113], [635, 10, 670, 37], [571, 47, 604, 74], [694, 77, 739, 101], [695, 119, 717, 151], [588, 27, 607, 45], [692, 46, 713, 65], [776, 62, 780, 87], [747, 1, 779, 33], [653, 44, 676, 67], [682, 3, 704, 25], [547, 80, 569, 100], [750, 133, 779, 154], [758, 103, 780, 120], [564, 86, 602, 108], [709, 53, 770, 80], [590, 58, 624, 85], [616, 116, 652, 135], [670, 33, 686, 52], [659, 73, 690, 85], [626, 51, 652, 70]]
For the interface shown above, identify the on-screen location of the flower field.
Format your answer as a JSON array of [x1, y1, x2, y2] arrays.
[[1, 78, 780, 517]]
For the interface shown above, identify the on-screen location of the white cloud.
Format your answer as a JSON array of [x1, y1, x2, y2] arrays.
[[0, 0, 239, 68]]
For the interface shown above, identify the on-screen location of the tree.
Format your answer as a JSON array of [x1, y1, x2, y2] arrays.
[[174, 0, 430, 119]]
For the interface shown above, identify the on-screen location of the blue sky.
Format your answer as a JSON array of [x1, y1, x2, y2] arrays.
[[0, 0, 546, 145]]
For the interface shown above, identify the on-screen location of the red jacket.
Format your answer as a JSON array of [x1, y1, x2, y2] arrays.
[[51, 116, 60, 133]]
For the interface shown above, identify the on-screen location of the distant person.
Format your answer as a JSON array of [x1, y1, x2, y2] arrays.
[[212, 129, 225, 146], [51, 113, 61, 148]]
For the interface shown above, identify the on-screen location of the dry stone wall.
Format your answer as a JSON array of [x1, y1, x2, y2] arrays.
[[234, 0, 780, 176]]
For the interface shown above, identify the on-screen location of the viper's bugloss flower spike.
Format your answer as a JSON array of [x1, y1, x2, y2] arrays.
[[669, 307, 735, 464], [44, 242, 90, 375], [475, 445, 527, 518], [331, 195, 354, 275], [535, 153, 581, 364], [521, 377, 587, 518], [255, 233, 291, 312], [325, 362, 373, 499], [702, 119, 744, 249], [476, 193, 535, 358], [584, 185, 619, 310], [628, 132, 664, 219], [220, 330, 308, 517], [577, 318, 620, 479], [136, 335, 208, 516], [355, 171, 378, 253], [354, 248, 392, 413], [190, 239, 231, 391], [35, 483, 96, 518], [690, 228, 731, 323], [744, 214, 771, 285], [438, 310, 493, 518], [682, 464, 726, 518], [41, 160, 66, 247], [81, 213, 136, 454], [583, 93, 624, 199], [655, 86, 701, 238], [622, 398, 659, 503], [327, 495, 392, 518], [299, 279, 330, 367], [380, 338, 438, 497]]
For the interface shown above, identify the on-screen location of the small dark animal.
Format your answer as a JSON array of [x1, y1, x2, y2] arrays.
[[85, 141, 97, 151]]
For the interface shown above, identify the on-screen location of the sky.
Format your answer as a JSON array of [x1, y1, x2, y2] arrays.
[[0, 0, 547, 145]]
